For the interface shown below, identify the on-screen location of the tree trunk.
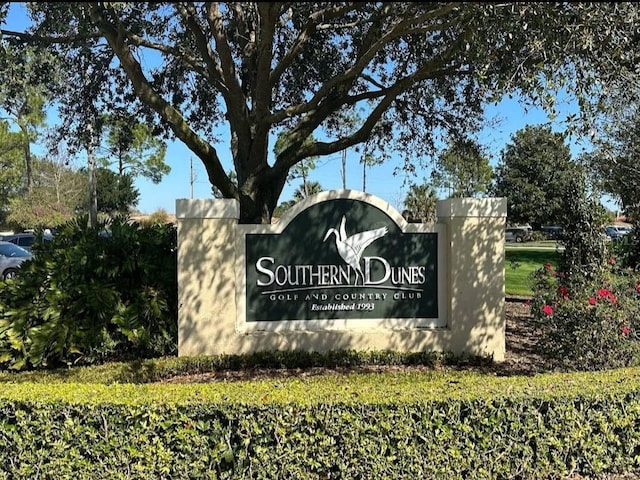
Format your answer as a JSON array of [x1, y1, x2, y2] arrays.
[[20, 126, 32, 192], [236, 170, 288, 225], [87, 121, 98, 228]]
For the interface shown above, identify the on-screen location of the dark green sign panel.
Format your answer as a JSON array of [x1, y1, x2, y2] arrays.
[[245, 198, 438, 322]]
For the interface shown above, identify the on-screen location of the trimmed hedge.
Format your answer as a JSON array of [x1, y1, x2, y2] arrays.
[[2, 369, 640, 479]]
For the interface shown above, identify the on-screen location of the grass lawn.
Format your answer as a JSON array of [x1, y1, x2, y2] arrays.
[[505, 247, 561, 297]]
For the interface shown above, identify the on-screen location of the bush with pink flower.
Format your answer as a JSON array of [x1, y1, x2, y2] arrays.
[[530, 255, 640, 370], [529, 179, 640, 370]]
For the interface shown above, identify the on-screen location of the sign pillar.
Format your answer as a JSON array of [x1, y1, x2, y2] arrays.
[[437, 198, 507, 360], [176, 199, 239, 357]]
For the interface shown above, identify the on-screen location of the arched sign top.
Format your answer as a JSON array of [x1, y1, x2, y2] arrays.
[[274, 189, 414, 233]]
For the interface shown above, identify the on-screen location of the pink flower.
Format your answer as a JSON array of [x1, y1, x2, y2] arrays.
[[542, 304, 554, 316], [544, 262, 552, 270], [635, 284, 640, 293], [607, 293, 617, 304], [622, 326, 631, 336], [588, 297, 597, 305], [559, 286, 569, 298], [597, 288, 610, 298], [609, 257, 616, 265]]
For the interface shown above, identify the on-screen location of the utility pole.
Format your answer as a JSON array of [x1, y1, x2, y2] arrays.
[[341, 149, 347, 189], [190, 157, 194, 199], [362, 161, 366, 193]]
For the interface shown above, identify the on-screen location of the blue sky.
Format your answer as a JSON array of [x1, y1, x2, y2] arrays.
[[3, 4, 611, 216]]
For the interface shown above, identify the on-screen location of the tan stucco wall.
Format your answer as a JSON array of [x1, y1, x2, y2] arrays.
[[437, 199, 507, 360], [176, 199, 239, 357], [177, 194, 507, 361]]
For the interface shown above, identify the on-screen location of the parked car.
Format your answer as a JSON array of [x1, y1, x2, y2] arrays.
[[0, 241, 33, 280], [0, 231, 54, 252], [606, 225, 632, 237], [505, 227, 532, 243], [604, 226, 625, 241], [541, 226, 565, 240]]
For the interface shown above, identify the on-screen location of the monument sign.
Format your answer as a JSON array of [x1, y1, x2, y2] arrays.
[[176, 190, 507, 360]]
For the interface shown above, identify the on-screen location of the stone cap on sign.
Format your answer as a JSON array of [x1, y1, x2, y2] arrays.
[[176, 198, 240, 219], [436, 198, 507, 219]]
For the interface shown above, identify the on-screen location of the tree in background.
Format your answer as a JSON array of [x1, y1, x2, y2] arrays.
[[286, 158, 316, 199], [431, 137, 493, 198], [272, 182, 324, 219], [327, 107, 361, 190], [491, 125, 580, 229], [360, 151, 387, 193], [0, 121, 24, 227], [272, 200, 296, 219], [0, 44, 57, 192], [293, 181, 323, 202], [6, 156, 86, 230], [3, 3, 639, 223], [97, 111, 170, 184], [274, 132, 319, 200], [403, 182, 438, 223], [76, 167, 139, 216], [94, 168, 139, 215]]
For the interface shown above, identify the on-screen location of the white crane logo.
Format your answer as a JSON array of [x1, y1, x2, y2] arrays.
[[323, 215, 388, 285]]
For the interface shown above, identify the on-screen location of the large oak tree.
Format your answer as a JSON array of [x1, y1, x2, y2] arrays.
[[491, 125, 580, 229], [1, 3, 639, 223]]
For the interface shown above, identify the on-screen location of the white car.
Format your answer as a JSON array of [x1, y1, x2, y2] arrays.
[[0, 241, 32, 280], [610, 225, 632, 236]]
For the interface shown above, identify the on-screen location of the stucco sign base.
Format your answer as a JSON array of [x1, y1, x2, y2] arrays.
[[176, 191, 507, 361]]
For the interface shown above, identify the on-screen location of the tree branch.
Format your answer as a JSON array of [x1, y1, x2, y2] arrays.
[[0, 28, 100, 45], [269, 3, 359, 87], [274, 24, 472, 172], [87, 4, 237, 198], [269, 3, 464, 125], [206, 2, 252, 166], [174, 3, 224, 89]]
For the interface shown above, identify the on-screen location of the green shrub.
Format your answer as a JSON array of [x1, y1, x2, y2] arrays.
[[2, 372, 640, 479], [531, 177, 640, 370], [531, 260, 640, 370], [0, 215, 177, 370]]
